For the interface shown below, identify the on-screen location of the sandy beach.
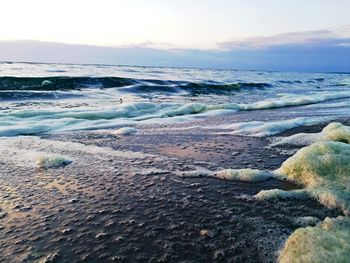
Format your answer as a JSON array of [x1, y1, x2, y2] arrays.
[[0, 114, 344, 262]]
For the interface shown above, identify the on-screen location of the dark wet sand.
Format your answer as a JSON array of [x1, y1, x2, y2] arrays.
[[0, 121, 343, 263]]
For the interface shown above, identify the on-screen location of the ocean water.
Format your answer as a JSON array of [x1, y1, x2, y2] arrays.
[[0, 61, 349, 136], [1, 62, 350, 262]]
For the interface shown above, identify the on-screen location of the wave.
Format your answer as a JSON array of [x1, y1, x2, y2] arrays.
[[340, 78, 350, 86], [0, 76, 272, 95], [221, 117, 329, 137], [10, 88, 342, 121], [0, 76, 135, 91], [181, 82, 272, 95], [1, 90, 350, 136]]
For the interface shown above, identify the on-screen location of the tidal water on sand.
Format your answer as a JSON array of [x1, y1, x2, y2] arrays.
[[0, 62, 350, 262]]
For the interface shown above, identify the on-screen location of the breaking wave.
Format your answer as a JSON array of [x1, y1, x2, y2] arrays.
[[0, 76, 272, 95], [1, 90, 350, 136], [0, 76, 135, 91]]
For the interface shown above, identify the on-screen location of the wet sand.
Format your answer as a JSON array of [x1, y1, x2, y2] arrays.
[[0, 119, 343, 263]]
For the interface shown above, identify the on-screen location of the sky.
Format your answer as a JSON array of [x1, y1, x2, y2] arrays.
[[0, 0, 350, 72]]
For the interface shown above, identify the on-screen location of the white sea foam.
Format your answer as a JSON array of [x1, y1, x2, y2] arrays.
[[114, 127, 137, 135], [222, 117, 327, 137], [272, 133, 319, 147], [41, 80, 53, 87], [215, 169, 272, 182], [0, 136, 153, 169], [177, 168, 272, 182], [255, 189, 309, 200], [272, 122, 350, 147], [177, 169, 213, 178], [236, 90, 350, 110], [341, 78, 350, 86], [1, 90, 350, 136]]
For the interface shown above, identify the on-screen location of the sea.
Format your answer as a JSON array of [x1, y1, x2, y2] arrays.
[[0, 61, 349, 136]]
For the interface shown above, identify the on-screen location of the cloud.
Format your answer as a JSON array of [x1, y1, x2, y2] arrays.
[[0, 34, 350, 73], [118, 41, 176, 50], [218, 25, 350, 49]]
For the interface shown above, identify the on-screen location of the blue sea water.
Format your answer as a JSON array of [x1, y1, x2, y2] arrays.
[[0, 61, 349, 136]]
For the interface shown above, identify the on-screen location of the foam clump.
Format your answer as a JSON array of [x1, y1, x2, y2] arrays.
[[114, 127, 137, 135], [320, 122, 350, 143], [215, 168, 272, 182], [238, 91, 350, 111], [41, 80, 53, 87], [36, 156, 72, 169], [177, 169, 212, 178], [165, 103, 208, 117], [255, 189, 308, 200], [279, 217, 350, 263], [226, 117, 325, 137], [277, 141, 350, 212], [276, 140, 350, 262], [341, 78, 350, 86], [178, 168, 272, 182], [273, 122, 350, 147], [272, 132, 318, 147], [192, 122, 350, 262]]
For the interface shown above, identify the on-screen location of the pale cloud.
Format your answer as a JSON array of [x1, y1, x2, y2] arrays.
[[218, 25, 350, 49], [118, 41, 176, 50]]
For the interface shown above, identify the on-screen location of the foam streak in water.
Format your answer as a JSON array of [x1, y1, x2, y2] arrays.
[[1, 90, 350, 136]]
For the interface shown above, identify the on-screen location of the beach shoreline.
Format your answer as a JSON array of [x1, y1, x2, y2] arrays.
[[0, 117, 344, 262]]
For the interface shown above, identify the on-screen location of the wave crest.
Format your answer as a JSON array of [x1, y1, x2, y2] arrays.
[[0, 76, 273, 95]]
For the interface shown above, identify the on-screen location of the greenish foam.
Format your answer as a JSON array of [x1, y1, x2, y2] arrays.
[[211, 122, 350, 262], [255, 189, 309, 200], [215, 168, 272, 182], [276, 141, 350, 213], [279, 217, 350, 263], [273, 122, 350, 147], [275, 123, 350, 261], [36, 156, 72, 169]]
